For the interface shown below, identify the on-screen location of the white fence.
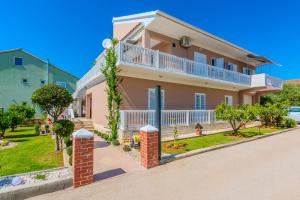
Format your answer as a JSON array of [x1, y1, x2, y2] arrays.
[[119, 42, 251, 86], [119, 110, 216, 130]]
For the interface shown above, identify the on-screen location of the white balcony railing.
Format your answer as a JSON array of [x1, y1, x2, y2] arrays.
[[119, 110, 216, 131], [76, 42, 283, 92], [251, 73, 283, 89], [119, 42, 251, 86]]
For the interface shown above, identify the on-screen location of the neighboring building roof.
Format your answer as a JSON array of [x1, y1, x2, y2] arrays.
[[113, 10, 280, 67], [0, 48, 79, 79], [285, 79, 300, 84]]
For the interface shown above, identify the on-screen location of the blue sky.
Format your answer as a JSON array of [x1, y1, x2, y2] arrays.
[[0, 0, 299, 80]]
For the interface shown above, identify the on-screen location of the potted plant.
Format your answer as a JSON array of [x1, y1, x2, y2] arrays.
[[133, 134, 140, 148], [195, 123, 203, 136], [45, 124, 50, 134]]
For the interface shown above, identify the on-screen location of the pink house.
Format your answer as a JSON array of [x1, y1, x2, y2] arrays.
[[73, 11, 283, 138]]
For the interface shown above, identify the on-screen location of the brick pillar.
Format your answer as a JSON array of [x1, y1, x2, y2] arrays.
[[72, 128, 94, 188], [140, 125, 159, 169]]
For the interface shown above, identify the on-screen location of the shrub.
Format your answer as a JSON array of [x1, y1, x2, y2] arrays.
[[52, 119, 75, 151], [69, 156, 72, 166], [0, 111, 11, 138], [258, 102, 288, 127], [66, 146, 73, 156], [34, 124, 40, 136], [123, 145, 131, 152], [7, 110, 25, 132], [216, 103, 258, 135], [64, 136, 72, 147], [112, 140, 120, 146], [281, 117, 297, 128], [195, 123, 203, 129], [8, 105, 35, 121]]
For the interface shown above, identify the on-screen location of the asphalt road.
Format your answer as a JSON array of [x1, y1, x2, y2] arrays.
[[31, 128, 300, 200]]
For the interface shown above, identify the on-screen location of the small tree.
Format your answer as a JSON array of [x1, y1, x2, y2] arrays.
[[171, 119, 179, 144], [101, 39, 122, 141], [8, 105, 35, 121], [216, 103, 258, 135], [32, 84, 73, 150], [258, 102, 288, 127], [52, 119, 75, 151], [0, 112, 11, 138], [7, 110, 25, 132]]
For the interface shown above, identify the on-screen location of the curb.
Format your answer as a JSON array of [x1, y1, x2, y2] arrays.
[[0, 176, 72, 200], [161, 127, 300, 165]]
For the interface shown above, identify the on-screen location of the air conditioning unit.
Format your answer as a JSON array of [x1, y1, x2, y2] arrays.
[[180, 36, 192, 47]]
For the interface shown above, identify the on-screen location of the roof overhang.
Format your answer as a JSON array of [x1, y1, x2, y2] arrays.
[[113, 10, 280, 67]]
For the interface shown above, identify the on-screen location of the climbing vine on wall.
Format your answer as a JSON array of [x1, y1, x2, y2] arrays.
[[101, 39, 122, 141]]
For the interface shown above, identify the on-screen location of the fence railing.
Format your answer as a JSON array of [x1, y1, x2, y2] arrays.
[[266, 74, 283, 89], [119, 42, 251, 86], [119, 110, 216, 130]]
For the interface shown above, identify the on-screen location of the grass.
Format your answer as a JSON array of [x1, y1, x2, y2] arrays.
[[0, 126, 63, 177], [162, 126, 283, 155], [33, 174, 46, 180]]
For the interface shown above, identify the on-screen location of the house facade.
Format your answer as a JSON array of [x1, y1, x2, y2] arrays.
[[73, 10, 283, 134], [0, 49, 78, 116]]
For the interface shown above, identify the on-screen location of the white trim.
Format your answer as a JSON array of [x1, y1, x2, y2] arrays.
[[195, 93, 206, 110]]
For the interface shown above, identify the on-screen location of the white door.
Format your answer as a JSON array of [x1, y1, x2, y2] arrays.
[[243, 95, 253, 105], [216, 58, 224, 68], [194, 52, 207, 64], [148, 88, 165, 110]]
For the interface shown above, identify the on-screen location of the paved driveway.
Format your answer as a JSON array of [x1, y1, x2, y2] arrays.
[[31, 128, 300, 200]]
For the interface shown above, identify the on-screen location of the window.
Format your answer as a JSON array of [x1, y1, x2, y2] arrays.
[[212, 58, 224, 68], [195, 93, 206, 110], [148, 88, 165, 110], [226, 63, 238, 71], [225, 95, 233, 106], [22, 102, 27, 106], [243, 67, 253, 75], [40, 80, 46, 85], [22, 78, 28, 84], [14, 57, 23, 65], [194, 52, 207, 64], [211, 58, 216, 66], [56, 81, 67, 88]]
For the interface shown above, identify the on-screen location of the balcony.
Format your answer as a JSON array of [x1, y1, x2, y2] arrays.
[[251, 73, 283, 90], [75, 42, 283, 94], [118, 42, 251, 87]]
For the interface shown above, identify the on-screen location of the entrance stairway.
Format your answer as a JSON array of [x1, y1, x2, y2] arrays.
[[73, 118, 95, 132]]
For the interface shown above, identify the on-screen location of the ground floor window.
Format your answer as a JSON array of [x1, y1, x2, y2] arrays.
[[195, 93, 206, 110], [148, 88, 165, 110], [225, 95, 233, 106]]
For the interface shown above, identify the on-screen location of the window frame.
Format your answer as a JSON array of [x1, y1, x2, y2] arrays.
[[195, 93, 206, 110], [148, 88, 165, 110], [14, 56, 23, 66], [243, 67, 253, 75], [56, 81, 67, 88], [225, 95, 233, 106]]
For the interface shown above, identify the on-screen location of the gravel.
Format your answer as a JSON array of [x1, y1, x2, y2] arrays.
[[0, 167, 70, 189]]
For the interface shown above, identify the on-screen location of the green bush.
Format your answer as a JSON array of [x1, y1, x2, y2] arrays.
[[69, 155, 72, 166], [34, 124, 40, 136], [258, 102, 288, 127], [8, 105, 35, 121], [53, 119, 75, 151], [281, 118, 297, 128], [66, 146, 73, 156], [64, 136, 72, 147], [123, 145, 131, 152], [0, 112, 11, 138], [112, 140, 120, 146], [7, 109, 25, 132]]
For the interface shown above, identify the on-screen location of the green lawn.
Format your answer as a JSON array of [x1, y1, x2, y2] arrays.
[[162, 127, 283, 155], [0, 126, 63, 177]]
